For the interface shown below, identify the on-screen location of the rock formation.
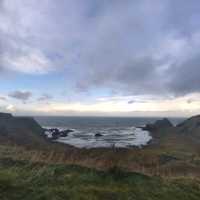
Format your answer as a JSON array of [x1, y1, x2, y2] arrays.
[[44, 128, 74, 140], [176, 115, 200, 138], [95, 133, 103, 137], [143, 118, 173, 132], [0, 113, 47, 147]]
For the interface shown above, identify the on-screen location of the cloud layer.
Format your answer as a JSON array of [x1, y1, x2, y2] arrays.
[[8, 91, 32, 101], [1, 0, 200, 115]]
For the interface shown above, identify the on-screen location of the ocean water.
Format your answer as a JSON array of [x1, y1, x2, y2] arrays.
[[35, 116, 184, 148]]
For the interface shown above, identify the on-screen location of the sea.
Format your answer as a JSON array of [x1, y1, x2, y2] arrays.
[[35, 116, 185, 148]]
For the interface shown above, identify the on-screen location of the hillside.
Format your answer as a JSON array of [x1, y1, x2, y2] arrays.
[[0, 113, 51, 148], [1, 113, 200, 176], [177, 115, 200, 138], [1, 113, 200, 199], [1, 158, 200, 200]]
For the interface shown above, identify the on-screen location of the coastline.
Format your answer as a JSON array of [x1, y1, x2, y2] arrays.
[[1, 113, 200, 178], [51, 127, 152, 149]]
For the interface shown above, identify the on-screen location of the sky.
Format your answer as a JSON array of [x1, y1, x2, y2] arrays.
[[1, 0, 200, 117]]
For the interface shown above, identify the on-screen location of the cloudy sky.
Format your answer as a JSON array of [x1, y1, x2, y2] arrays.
[[0, 0, 200, 117]]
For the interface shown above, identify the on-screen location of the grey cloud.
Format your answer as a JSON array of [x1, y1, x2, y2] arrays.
[[9, 91, 32, 101], [128, 100, 135, 104], [38, 94, 53, 102], [168, 54, 200, 96], [187, 99, 193, 104], [0, 96, 6, 101], [166, 0, 200, 34], [73, 0, 200, 96], [128, 99, 146, 104], [1, 0, 200, 97]]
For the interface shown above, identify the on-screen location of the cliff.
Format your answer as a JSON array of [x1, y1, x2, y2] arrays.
[[175, 115, 200, 140], [0, 113, 47, 148]]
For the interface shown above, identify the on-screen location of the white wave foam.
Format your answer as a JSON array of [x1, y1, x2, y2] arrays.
[[51, 126, 152, 149]]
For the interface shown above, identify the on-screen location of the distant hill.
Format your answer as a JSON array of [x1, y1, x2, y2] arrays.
[[145, 115, 200, 136], [177, 115, 200, 137], [141, 115, 200, 152], [143, 118, 173, 132], [0, 113, 49, 148]]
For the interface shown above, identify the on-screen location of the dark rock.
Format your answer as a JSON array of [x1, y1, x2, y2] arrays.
[[143, 118, 173, 132], [176, 115, 200, 136], [45, 128, 74, 139], [52, 130, 60, 139], [154, 118, 173, 129], [0, 113, 13, 120], [49, 128, 60, 133], [60, 129, 73, 137], [95, 133, 103, 137], [142, 124, 156, 131], [47, 128, 60, 140]]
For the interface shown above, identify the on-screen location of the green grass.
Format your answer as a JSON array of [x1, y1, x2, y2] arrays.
[[0, 158, 200, 200]]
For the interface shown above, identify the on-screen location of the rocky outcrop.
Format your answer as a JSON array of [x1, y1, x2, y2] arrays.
[[0, 112, 12, 119], [60, 129, 73, 137], [177, 115, 200, 130], [143, 118, 173, 132], [95, 133, 103, 137], [44, 128, 73, 140], [143, 115, 200, 142], [0, 113, 47, 147], [46, 128, 60, 140], [176, 115, 200, 138]]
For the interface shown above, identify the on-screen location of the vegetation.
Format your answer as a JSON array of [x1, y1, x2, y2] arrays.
[[1, 113, 200, 199], [1, 158, 200, 200]]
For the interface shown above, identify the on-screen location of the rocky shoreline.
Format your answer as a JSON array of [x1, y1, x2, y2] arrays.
[[1, 112, 200, 150], [44, 128, 74, 140]]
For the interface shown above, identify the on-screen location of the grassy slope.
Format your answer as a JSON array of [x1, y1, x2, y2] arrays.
[[1, 134, 200, 177], [1, 119, 200, 199], [0, 142, 200, 200], [1, 158, 200, 200]]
